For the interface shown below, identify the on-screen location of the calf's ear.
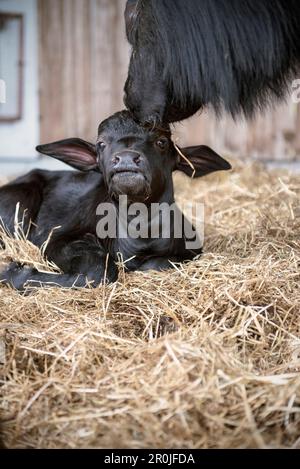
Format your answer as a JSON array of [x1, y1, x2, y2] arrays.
[[176, 145, 231, 178], [36, 138, 98, 172]]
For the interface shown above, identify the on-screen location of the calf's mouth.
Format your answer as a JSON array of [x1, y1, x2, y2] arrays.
[[109, 171, 150, 202]]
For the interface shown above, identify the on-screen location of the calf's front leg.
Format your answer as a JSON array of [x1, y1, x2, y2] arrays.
[[0, 236, 118, 291], [137, 257, 182, 272], [0, 262, 94, 290]]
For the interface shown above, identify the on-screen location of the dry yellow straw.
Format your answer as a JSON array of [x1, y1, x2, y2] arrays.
[[174, 143, 196, 178], [1, 160, 300, 449]]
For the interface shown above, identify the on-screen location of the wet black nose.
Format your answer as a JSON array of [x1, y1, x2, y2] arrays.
[[112, 151, 141, 167]]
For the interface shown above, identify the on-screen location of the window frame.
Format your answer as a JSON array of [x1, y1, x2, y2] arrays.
[[0, 12, 24, 122]]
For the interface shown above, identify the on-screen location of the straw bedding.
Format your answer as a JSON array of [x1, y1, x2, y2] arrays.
[[0, 160, 299, 449]]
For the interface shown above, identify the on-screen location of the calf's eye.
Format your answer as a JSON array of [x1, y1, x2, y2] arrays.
[[155, 137, 169, 151], [97, 141, 106, 151]]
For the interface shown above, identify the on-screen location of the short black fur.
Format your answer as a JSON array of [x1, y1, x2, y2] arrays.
[[124, 0, 300, 123]]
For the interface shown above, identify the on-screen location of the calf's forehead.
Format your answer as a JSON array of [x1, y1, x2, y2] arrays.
[[97, 111, 171, 141]]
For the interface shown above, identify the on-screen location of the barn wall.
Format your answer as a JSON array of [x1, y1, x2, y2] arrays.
[[38, 0, 300, 161], [38, 0, 129, 144], [176, 101, 300, 162]]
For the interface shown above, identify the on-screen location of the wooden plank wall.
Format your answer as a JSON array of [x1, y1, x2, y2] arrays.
[[38, 0, 300, 161], [38, 0, 129, 144], [175, 101, 300, 162]]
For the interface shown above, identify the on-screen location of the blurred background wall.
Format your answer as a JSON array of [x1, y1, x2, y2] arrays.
[[0, 0, 39, 158], [0, 0, 300, 172]]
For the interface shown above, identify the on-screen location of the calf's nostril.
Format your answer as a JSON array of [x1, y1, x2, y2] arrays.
[[112, 151, 142, 168], [112, 155, 120, 165]]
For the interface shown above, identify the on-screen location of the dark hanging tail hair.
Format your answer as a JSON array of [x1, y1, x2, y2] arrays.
[[135, 0, 300, 117]]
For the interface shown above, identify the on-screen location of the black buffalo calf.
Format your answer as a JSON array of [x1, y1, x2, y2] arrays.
[[0, 111, 231, 290]]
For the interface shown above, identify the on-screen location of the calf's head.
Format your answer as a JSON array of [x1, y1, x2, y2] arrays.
[[36, 111, 231, 203]]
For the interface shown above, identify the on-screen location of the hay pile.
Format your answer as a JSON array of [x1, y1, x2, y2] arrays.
[[0, 160, 300, 449]]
